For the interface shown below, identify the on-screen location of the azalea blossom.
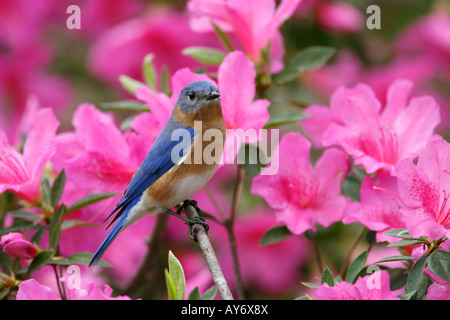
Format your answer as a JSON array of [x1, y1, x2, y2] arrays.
[[252, 132, 350, 234], [313, 270, 399, 300], [395, 136, 450, 241], [0, 232, 38, 260], [343, 172, 405, 241], [0, 108, 59, 204], [187, 0, 301, 73], [301, 79, 440, 174], [16, 278, 132, 300]]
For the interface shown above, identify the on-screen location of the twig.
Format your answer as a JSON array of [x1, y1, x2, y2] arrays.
[[184, 204, 234, 300], [227, 166, 246, 300]]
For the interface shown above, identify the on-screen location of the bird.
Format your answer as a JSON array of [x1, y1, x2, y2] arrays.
[[89, 80, 225, 267]]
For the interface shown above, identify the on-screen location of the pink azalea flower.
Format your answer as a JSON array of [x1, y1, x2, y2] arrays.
[[0, 232, 38, 259], [188, 0, 301, 73], [88, 8, 221, 88], [314, 1, 364, 34], [136, 51, 270, 164], [313, 270, 399, 300], [0, 108, 59, 204], [302, 80, 441, 174], [252, 132, 350, 234], [52, 103, 137, 192], [343, 172, 405, 241], [16, 278, 132, 300], [395, 136, 450, 241]]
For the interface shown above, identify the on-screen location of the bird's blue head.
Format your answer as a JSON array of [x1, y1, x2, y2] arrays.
[[175, 81, 220, 114]]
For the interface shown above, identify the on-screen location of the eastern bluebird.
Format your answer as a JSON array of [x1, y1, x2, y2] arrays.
[[89, 80, 225, 267]]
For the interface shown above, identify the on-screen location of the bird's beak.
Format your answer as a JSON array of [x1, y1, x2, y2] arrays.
[[207, 92, 220, 100]]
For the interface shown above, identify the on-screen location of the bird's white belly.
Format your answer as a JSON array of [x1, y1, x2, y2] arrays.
[[172, 167, 217, 204]]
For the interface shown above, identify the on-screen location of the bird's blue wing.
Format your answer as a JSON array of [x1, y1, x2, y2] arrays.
[[105, 119, 195, 228]]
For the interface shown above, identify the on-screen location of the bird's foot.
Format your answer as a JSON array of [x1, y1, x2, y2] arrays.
[[177, 199, 201, 215]]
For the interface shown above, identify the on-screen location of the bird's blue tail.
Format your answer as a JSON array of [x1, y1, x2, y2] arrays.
[[89, 194, 142, 268], [89, 213, 126, 268]]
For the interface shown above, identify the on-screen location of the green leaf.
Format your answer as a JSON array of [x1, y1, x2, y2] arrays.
[[374, 255, 417, 264], [160, 65, 170, 95], [237, 144, 270, 178], [118, 75, 145, 95], [187, 287, 201, 300], [286, 46, 336, 72], [61, 219, 97, 230], [67, 252, 112, 268], [48, 205, 65, 250], [259, 225, 293, 246], [26, 250, 54, 277], [0, 251, 12, 276], [99, 100, 149, 112], [404, 253, 429, 300], [7, 210, 39, 221], [142, 53, 157, 91], [382, 228, 421, 240], [212, 23, 233, 51], [263, 112, 308, 129], [428, 250, 450, 282], [66, 192, 116, 214], [167, 250, 186, 300], [272, 68, 301, 84], [345, 250, 368, 284], [40, 177, 52, 212], [165, 269, 177, 300], [51, 170, 66, 207], [200, 285, 218, 300], [301, 282, 320, 289], [182, 46, 226, 66], [387, 239, 424, 247], [273, 46, 336, 84], [321, 267, 335, 287]]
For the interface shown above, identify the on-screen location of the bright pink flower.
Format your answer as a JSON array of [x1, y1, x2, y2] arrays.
[[314, 270, 399, 300], [252, 133, 350, 234], [0, 108, 59, 204], [395, 136, 450, 241], [314, 1, 364, 34], [16, 278, 132, 300], [52, 103, 137, 192], [188, 0, 301, 73], [0, 232, 37, 259], [302, 80, 441, 174], [136, 51, 270, 163], [88, 8, 221, 89], [343, 172, 404, 241]]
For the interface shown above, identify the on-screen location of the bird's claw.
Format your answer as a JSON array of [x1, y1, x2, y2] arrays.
[[177, 199, 201, 215], [187, 216, 209, 242]]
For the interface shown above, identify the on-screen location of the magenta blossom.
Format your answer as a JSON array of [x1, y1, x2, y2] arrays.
[[395, 136, 450, 241], [343, 172, 405, 241], [314, 1, 364, 34], [0, 108, 59, 204], [302, 79, 440, 174], [0, 232, 38, 260], [313, 270, 399, 300], [188, 0, 301, 73], [16, 278, 132, 300], [252, 133, 350, 234]]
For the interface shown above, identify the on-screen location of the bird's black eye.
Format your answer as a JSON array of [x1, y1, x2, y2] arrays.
[[188, 91, 196, 101]]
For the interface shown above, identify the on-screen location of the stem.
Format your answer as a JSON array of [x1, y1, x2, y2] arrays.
[[124, 214, 168, 297], [184, 205, 234, 300], [340, 226, 366, 276], [226, 166, 246, 300]]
